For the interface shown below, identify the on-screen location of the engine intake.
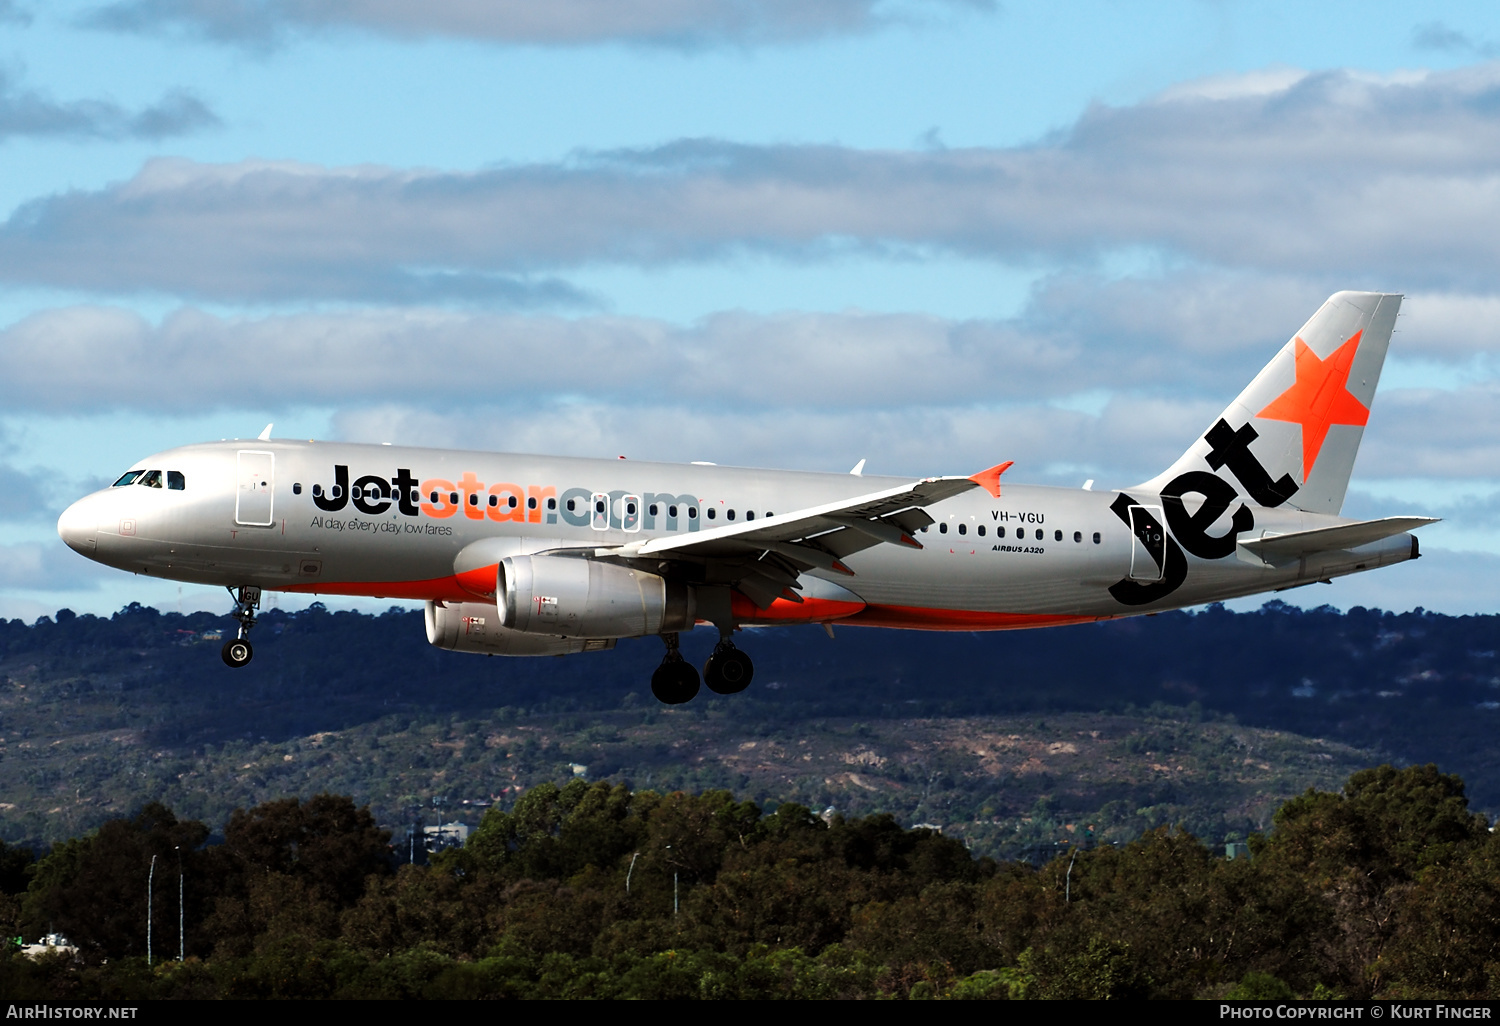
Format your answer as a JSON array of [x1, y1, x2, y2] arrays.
[[500, 554, 695, 638], [425, 600, 615, 656]]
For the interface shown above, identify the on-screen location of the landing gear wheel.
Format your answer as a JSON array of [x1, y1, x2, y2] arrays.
[[703, 644, 753, 695], [221, 638, 254, 668], [651, 659, 700, 705], [222, 584, 261, 670]]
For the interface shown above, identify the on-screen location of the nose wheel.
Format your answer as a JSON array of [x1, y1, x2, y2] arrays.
[[650, 633, 701, 705], [222, 585, 261, 669], [221, 637, 253, 668], [703, 641, 753, 694]]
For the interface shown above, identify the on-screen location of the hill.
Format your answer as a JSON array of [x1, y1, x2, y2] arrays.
[[0, 600, 1493, 857]]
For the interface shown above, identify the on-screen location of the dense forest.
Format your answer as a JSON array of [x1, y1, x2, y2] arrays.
[[0, 600, 1496, 860], [3, 764, 1498, 999]]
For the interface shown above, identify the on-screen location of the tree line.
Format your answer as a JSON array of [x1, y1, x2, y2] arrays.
[[2, 762, 1499, 999]]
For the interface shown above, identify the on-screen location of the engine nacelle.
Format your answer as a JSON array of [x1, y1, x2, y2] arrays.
[[425, 600, 616, 656], [500, 554, 696, 638]]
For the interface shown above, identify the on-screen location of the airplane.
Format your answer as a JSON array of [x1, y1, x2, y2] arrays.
[[57, 291, 1434, 704]]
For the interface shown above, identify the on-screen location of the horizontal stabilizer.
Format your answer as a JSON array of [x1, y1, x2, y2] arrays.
[[1238, 516, 1438, 564]]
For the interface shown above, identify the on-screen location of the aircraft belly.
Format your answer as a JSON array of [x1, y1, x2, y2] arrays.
[[836, 547, 1119, 617]]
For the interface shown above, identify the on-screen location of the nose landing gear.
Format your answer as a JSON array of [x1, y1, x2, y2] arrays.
[[221, 585, 261, 669], [650, 632, 701, 705]]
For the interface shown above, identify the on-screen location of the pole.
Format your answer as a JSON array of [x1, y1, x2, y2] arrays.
[[176, 846, 184, 962], [626, 852, 639, 894], [147, 855, 156, 965]]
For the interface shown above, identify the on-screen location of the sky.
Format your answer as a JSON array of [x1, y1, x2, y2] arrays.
[[5, 0, 1500, 620]]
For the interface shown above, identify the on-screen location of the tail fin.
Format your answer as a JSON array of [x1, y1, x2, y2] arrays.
[[1136, 291, 1401, 514]]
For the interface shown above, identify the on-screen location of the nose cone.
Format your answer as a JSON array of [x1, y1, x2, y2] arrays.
[[58, 498, 98, 556]]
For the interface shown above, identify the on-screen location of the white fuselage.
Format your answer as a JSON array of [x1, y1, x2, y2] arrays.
[[57, 439, 1417, 633]]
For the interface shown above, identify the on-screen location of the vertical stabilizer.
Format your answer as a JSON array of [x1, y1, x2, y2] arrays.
[[1135, 291, 1401, 514]]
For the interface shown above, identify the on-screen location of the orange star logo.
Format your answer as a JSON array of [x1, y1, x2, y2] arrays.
[[1256, 331, 1369, 482]]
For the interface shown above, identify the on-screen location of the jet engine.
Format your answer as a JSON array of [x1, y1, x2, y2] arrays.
[[500, 554, 695, 638], [424, 600, 615, 656]]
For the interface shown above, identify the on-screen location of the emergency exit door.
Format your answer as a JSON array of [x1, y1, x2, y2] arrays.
[[236, 450, 275, 526]]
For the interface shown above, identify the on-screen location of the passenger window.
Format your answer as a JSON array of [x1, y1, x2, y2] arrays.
[[958, 523, 967, 535], [1074, 531, 1082, 543], [689, 508, 697, 519], [167, 471, 186, 490], [649, 504, 658, 515], [508, 495, 518, 508], [431, 491, 440, 504], [547, 498, 557, 510], [1054, 530, 1062, 542], [352, 486, 362, 499], [292, 482, 302, 495], [998, 526, 1006, 538], [727, 510, 735, 520], [707, 508, 716, 520], [567, 498, 576, 511], [113, 471, 144, 487], [489, 495, 498, 507], [1093, 532, 1101, 544], [468, 493, 479, 506], [528, 496, 537, 510], [669, 505, 678, 518], [745, 511, 753, 521], [1036, 529, 1044, 540], [939, 523, 948, 534], [978, 525, 985, 537], [448, 492, 458, 505]]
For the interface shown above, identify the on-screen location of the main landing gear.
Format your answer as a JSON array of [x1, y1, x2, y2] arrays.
[[649, 632, 755, 704], [651, 633, 699, 705], [703, 639, 753, 695], [221, 585, 261, 669]]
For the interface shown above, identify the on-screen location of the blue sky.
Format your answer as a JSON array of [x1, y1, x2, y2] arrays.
[[5, 0, 1500, 619]]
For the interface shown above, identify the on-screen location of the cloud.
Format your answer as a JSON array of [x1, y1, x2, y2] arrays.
[[0, 464, 57, 521], [330, 394, 1214, 486], [0, 71, 218, 142], [82, 0, 992, 48], [0, 540, 110, 591], [1412, 21, 1499, 58], [1359, 383, 1500, 479], [9, 65, 1500, 299], [0, 281, 1335, 417]]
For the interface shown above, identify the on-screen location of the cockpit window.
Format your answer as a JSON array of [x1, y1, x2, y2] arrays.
[[167, 471, 185, 491], [113, 470, 144, 487], [139, 470, 163, 488]]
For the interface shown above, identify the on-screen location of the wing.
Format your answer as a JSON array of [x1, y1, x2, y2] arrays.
[[1237, 515, 1438, 566], [596, 466, 1006, 609]]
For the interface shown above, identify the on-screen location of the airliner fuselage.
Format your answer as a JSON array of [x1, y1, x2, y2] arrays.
[[55, 292, 1434, 703]]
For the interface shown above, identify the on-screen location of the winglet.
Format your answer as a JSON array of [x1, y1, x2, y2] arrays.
[[257, 423, 273, 441], [968, 460, 1014, 498]]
